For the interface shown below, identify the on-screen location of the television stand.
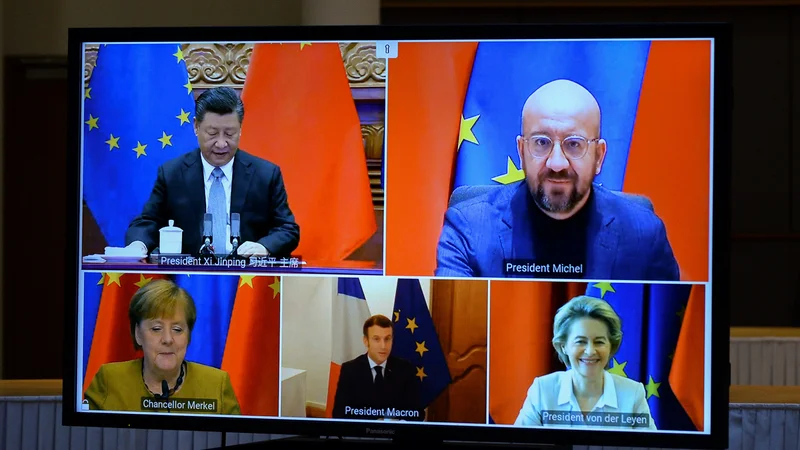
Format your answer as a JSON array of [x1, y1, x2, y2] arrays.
[[208, 435, 573, 449]]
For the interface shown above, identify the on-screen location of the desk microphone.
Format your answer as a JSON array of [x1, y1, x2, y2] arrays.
[[229, 212, 241, 257], [161, 380, 170, 413], [200, 213, 213, 255]]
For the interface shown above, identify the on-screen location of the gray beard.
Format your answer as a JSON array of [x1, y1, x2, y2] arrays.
[[534, 184, 586, 214]]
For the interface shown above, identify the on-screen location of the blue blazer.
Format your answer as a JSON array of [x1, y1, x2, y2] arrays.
[[434, 182, 680, 281]]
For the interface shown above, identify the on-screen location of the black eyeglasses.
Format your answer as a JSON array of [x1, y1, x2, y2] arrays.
[[522, 135, 599, 160]]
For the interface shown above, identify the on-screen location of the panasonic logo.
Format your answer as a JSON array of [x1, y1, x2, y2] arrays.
[[365, 427, 395, 435]]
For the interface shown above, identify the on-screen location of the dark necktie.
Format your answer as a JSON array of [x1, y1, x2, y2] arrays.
[[374, 366, 384, 388]]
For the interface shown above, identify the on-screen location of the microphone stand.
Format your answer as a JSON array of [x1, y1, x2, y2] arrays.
[[161, 380, 170, 413], [226, 213, 242, 260], [199, 237, 214, 256], [227, 237, 241, 259], [200, 213, 214, 256]]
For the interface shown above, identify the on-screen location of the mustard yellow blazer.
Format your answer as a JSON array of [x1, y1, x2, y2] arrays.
[[84, 359, 241, 415]]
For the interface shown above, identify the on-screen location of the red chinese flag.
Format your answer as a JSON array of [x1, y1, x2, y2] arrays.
[[239, 43, 376, 265], [623, 40, 711, 281], [384, 42, 478, 276], [221, 275, 281, 416], [489, 281, 559, 424], [83, 273, 168, 393], [669, 285, 706, 430]]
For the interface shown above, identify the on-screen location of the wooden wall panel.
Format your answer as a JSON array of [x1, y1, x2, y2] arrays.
[[725, 11, 793, 234], [428, 279, 488, 424], [792, 9, 800, 235], [2, 57, 68, 379]]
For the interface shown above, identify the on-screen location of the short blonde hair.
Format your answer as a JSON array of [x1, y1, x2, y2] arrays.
[[128, 279, 197, 350], [551, 295, 622, 366]]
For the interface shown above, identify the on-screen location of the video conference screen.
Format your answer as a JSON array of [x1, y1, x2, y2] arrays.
[[74, 36, 715, 436]]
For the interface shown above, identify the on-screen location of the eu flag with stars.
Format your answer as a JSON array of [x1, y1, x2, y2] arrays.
[[455, 41, 650, 191], [174, 274, 239, 368], [392, 279, 451, 407], [585, 282, 698, 431], [83, 43, 197, 247]]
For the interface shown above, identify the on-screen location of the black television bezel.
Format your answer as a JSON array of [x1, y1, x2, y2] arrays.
[[64, 22, 732, 449]]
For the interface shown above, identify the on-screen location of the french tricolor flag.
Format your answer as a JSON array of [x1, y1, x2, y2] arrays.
[[325, 278, 372, 417]]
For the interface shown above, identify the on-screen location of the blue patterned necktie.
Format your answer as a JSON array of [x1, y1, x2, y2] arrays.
[[208, 167, 227, 254]]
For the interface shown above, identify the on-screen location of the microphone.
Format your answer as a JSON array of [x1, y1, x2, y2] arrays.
[[200, 213, 213, 255], [161, 380, 170, 413], [229, 213, 240, 257]]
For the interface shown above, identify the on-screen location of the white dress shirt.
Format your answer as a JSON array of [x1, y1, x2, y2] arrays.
[[514, 370, 658, 430], [200, 154, 234, 253], [367, 356, 387, 382]]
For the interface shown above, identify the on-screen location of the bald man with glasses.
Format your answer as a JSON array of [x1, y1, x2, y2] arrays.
[[435, 79, 680, 281]]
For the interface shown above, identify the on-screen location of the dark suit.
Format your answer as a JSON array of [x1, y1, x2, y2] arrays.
[[332, 354, 423, 421], [435, 182, 680, 280], [125, 149, 300, 256]]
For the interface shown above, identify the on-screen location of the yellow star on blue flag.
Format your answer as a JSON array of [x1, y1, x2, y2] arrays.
[[592, 282, 616, 299], [585, 281, 700, 431], [391, 279, 451, 408], [82, 43, 197, 247], [458, 114, 480, 149]]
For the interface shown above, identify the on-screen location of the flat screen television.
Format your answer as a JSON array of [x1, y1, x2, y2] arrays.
[[63, 22, 731, 449]]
